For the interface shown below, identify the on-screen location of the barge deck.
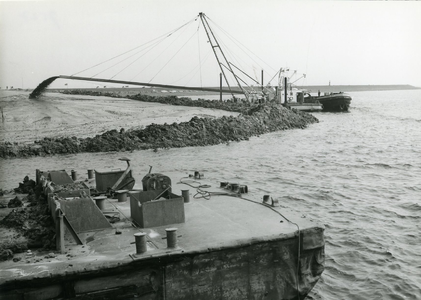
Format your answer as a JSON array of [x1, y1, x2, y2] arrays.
[[0, 169, 324, 300]]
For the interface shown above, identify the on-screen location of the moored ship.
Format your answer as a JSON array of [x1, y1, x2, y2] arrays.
[[306, 92, 352, 112]]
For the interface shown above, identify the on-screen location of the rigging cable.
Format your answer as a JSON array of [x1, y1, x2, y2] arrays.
[[91, 38, 165, 79], [207, 16, 281, 90], [109, 39, 164, 80], [71, 17, 197, 77], [205, 17, 275, 93], [207, 16, 277, 74], [197, 20, 203, 87], [148, 29, 198, 83], [170, 50, 212, 86], [112, 20, 196, 80], [131, 19, 196, 82]]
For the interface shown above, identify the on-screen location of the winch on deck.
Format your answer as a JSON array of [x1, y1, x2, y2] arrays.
[[142, 173, 172, 192]]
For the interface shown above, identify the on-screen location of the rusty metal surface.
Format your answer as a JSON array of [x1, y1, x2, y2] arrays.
[[59, 197, 112, 233], [47, 170, 74, 185]]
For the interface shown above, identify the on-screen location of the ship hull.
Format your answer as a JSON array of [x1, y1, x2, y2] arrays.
[[0, 234, 324, 300], [315, 93, 352, 111]]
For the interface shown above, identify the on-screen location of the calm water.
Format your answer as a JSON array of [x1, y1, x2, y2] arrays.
[[1, 89, 420, 299]]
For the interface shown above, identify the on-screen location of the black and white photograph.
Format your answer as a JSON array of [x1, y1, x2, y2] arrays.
[[1, 1, 420, 299]]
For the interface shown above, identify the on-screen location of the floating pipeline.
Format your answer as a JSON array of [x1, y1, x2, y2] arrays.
[[61, 89, 251, 113], [0, 102, 318, 158]]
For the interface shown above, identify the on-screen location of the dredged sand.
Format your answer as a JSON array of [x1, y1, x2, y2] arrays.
[[0, 90, 238, 144]]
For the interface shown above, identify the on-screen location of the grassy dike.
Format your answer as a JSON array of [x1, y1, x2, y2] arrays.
[[0, 92, 318, 158]]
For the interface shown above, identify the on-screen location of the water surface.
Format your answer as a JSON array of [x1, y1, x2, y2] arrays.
[[1, 89, 420, 299]]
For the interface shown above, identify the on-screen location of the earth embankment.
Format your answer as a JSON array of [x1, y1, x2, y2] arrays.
[[0, 91, 318, 158]]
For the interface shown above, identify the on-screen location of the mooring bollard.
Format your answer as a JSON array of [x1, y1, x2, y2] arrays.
[[271, 197, 280, 207], [238, 185, 248, 193], [71, 170, 77, 181], [116, 190, 128, 202], [181, 190, 190, 203], [230, 183, 239, 192], [165, 228, 178, 248], [87, 169, 94, 179], [93, 196, 107, 211], [263, 195, 270, 204], [134, 232, 147, 254]]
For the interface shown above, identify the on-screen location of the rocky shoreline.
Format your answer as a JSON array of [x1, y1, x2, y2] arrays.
[[0, 92, 318, 158]]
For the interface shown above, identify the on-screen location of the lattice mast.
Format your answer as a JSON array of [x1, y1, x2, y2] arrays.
[[198, 12, 249, 101]]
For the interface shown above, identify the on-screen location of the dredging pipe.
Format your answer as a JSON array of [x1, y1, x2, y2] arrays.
[[29, 75, 244, 99]]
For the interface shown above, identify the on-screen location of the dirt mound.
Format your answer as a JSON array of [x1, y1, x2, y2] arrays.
[[0, 203, 54, 248], [0, 178, 55, 260], [0, 94, 318, 158], [14, 176, 36, 193], [7, 196, 23, 208]]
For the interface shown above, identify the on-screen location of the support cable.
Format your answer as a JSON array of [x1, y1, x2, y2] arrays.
[[71, 17, 196, 77], [129, 28, 189, 82], [112, 21, 195, 80], [91, 39, 164, 79], [149, 30, 197, 83], [230, 63, 260, 85], [171, 50, 212, 86], [207, 16, 277, 73], [207, 16, 280, 88], [197, 21, 203, 87]]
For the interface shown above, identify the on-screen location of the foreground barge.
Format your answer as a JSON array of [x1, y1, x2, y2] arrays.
[[0, 167, 325, 300]]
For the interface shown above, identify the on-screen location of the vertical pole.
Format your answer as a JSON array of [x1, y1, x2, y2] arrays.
[[220, 73, 222, 101], [261, 70, 264, 92], [275, 86, 278, 102], [56, 210, 65, 254], [36, 169, 40, 185], [284, 77, 288, 104]]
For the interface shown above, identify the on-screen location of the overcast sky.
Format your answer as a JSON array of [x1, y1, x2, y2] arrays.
[[1, 0, 420, 89]]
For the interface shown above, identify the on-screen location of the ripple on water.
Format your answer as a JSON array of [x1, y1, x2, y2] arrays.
[[1, 90, 421, 299]]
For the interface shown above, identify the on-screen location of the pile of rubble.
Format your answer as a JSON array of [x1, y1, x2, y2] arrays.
[[0, 177, 55, 261]]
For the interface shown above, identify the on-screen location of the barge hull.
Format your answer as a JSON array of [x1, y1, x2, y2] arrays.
[[0, 170, 325, 300], [0, 234, 324, 300], [317, 94, 352, 111]]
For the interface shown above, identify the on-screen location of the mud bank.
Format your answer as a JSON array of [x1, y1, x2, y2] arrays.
[[0, 94, 318, 158]]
